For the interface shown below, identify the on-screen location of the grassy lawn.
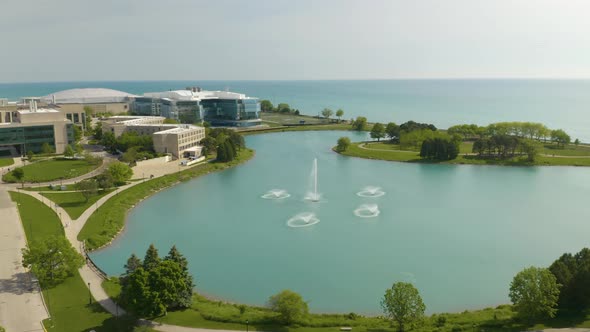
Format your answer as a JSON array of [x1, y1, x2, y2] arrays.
[[540, 143, 590, 156], [2, 158, 101, 183], [0, 157, 14, 167], [9, 192, 64, 243], [104, 277, 524, 332], [41, 189, 115, 220], [9, 192, 135, 332], [260, 112, 334, 125], [339, 143, 420, 162], [79, 149, 255, 251]]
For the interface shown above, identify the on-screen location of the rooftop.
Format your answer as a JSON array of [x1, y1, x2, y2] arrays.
[[42, 88, 137, 104], [18, 108, 59, 114], [143, 89, 255, 101], [152, 124, 203, 135]]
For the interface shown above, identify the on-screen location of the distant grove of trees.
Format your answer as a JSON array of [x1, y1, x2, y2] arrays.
[[448, 122, 571, 148], [260, 100, 300, 115], [357, 120, 574, 162]]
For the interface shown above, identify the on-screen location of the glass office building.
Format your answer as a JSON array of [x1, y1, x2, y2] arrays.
[[0, 123, 74, 154], [131, 89, 261, 127]]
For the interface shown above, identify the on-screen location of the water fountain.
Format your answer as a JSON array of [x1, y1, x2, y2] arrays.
[[354, 204, 380, 218], [261, 189, 291, 200], [356, 186, 386, 198], [287, 212, 320, 228], [304, 158, 321, 202]]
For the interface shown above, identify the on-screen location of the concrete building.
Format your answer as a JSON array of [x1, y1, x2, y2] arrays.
[[133, 87, 261, 127], [101, 116, 206, 158], [41, 88, 135, 118], [0, 102, 74, 155]]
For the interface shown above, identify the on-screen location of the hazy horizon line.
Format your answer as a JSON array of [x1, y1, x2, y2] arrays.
[[2, 77, 590, 84]]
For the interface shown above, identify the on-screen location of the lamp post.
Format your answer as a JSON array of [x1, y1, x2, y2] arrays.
[[246, 319, 249, 332], [88, 282, 92, 304]]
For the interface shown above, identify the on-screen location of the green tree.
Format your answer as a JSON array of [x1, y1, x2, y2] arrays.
[[336, 109, 344, 122], [277, 103, 291, 113], [96, 172, 114, 190], [200, 136, 218, 157], [101, 131, 117, 153], [519, 139, 539, 162], [509, 266, 560, 322], [268, 290, 309, 324], [93, 122, 103, 140], [164, 246, 194, 308], [143, 244, 161, 271], [107, 162, 133, 185], [73, 125, 82, 142], [121, 146, 139, 164], [75, 179, 99, 202], [551, 129, 571, 148], [26, 150, 34, 161], [381, 282, 426, 332], [370, 123, 386, 142], [321, 108, 334, 120], [64, 144, 75, 158], [12, 168, 25, 187], [574, 138, 580, 146], [386, 122, 400, 141], [420, 136, 459, 161], [41, 142, 54, 155], [352, 116, 368, 131], [124, 253, 142, 277], [21, 236, 84, 287], [336, 137, 351, 152], [216, 142, 228, 162], [122, 267, 163, 316], [260, 100, 274, 112], [549, 248, 590, 310]]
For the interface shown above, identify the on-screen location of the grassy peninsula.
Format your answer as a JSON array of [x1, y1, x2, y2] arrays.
[[335, 120, 590, 166], [338, 141, 590, 166]]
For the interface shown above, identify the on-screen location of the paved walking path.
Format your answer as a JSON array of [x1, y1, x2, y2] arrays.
[[13, 158, 231, 331], [0, 186, 49, 332]]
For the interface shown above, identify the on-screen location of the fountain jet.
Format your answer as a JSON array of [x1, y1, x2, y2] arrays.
[[305, 158, 321, 202]]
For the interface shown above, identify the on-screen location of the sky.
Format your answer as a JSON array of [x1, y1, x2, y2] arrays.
[[1, 0, 590, 82]]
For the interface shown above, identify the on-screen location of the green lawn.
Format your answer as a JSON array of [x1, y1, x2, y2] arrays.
[[104, 277, 524, 332], [2, 158, 101, 183], [9, 192, 135, 332], [339, 143, 421, 162], [260, 112, 333, 125], [79, 149, 255, 251], [0, 157, 14, 167], [9, 192, 64, 243], [540, 143, 590, 156], [41, 189, 114, 220]]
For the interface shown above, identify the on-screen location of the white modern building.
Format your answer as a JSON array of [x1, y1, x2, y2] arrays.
[[133, 87, 261, 127]]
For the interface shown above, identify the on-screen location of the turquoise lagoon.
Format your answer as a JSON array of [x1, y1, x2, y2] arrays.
[[90, 131, 590, 314]]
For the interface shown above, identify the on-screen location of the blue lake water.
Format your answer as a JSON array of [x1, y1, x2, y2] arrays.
[[1, 79, 590, 141], [90, 131, 590, 314]]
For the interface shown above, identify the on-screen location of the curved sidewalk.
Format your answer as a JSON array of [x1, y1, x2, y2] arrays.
[[15, 159, 235, 331]]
